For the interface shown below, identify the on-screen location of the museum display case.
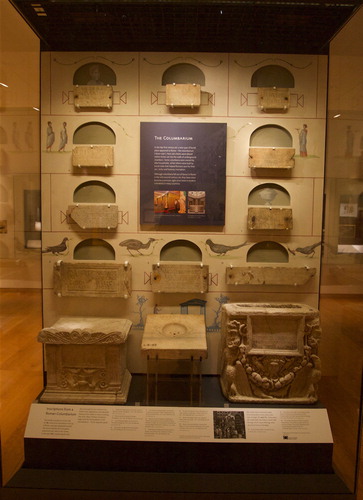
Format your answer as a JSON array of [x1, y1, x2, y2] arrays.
[[0, 1, 362, 499]]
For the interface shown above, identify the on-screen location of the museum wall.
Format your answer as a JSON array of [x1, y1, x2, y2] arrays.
[[321, 5, 363, 295], [0, 0, 41, 288], [41, 51, 327, 374]]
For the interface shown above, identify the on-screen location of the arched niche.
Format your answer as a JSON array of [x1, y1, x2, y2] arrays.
[[73, 122, 116, 145], [162, 63, 205, 86], [160, 239, 202, 261], [74, 238, 115, 260], [73, 63, 116, 86], [248, 183, 290, 206], [247, 241, 289, 263], [251, 65, 295, 88], [250, 125, 292, 148], [73, 181, 116, 203]]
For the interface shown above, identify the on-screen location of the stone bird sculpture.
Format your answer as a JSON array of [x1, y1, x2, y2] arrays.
[[42, 237, 69, 255], [288, 241, 322, 257], [206, 239, 248, 256], [119, 238, 157, 255]]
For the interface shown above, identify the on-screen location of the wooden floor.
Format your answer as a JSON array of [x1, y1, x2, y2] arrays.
[[0, 289, 44, 485], [0, 289, 362, 498]]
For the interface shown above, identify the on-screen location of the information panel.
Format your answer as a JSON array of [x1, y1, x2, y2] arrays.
[[140, 122, 227, 226], [25, 404, 333, 444]]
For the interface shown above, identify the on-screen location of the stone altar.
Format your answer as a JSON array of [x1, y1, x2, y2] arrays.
[[220, 303, 321, 404], [38, 317, 132, 404]]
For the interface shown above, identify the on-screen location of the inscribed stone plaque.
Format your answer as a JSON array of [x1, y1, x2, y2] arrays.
[[67, 204, 118, 229], [248, 207, 293, 230], [226, 266, 316, 286], [151, 264, 209, 293], [258, 87, 290, 112], [74, 85, 113, 109], [54, 261, 132, 298], [165, 83, 201, 107], [248, 147, 295, 169], [72, 145, 114, 168]]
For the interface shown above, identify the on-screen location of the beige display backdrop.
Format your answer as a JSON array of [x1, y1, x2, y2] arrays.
[[41, 52, 327, 374]]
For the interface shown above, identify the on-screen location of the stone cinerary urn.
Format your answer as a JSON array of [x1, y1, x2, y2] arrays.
[[38, 317, 132, 404], [220, 303, 321, 404]]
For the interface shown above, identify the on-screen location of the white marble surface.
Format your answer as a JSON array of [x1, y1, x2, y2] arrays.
[[141, 314, 208, 360]]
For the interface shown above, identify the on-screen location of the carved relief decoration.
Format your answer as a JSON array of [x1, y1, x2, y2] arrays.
[[59, 367, 108, 391], [39, 329, 128, 344], [220, 303, 321, 404]]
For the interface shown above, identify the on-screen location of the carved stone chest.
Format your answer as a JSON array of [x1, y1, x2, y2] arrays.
[[220, 302, 321, 404]]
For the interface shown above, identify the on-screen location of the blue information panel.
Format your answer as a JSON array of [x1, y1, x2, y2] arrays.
[[140, 122, 226, 226]]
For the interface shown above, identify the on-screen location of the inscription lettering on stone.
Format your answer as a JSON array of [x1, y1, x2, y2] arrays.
[[249, 148, 295, 169], [258, 87, 290, 112], [249, 316, 303, 354], [248, 207, 293, 230], [72, 145, 114, 168], [67, 204, 118, 229], [54, 262, 132, 297], [165, 83, 201, 107], [74, 85, 113, 109], [151, 264, 209, 293], [226, 266, 316, 286]]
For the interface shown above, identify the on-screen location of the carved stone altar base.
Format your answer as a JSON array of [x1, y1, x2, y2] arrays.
[[220, 303, 321, 404], [38, 317, 132, 404]]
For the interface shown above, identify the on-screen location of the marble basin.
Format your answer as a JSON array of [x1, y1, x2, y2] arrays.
[[162, 322, 187, 337], [141, 314, 207, 360]]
